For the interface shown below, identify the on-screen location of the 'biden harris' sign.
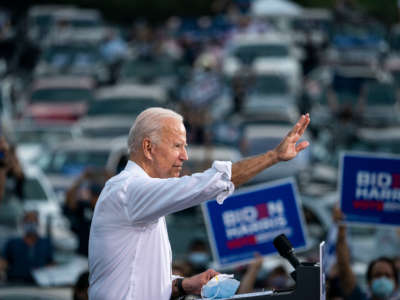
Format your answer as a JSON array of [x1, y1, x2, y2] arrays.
[[202, 178, 307, 268], [340, 152, 400, 226]]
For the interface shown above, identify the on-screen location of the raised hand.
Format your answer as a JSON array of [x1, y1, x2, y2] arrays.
[[274, 113, 310, 162]]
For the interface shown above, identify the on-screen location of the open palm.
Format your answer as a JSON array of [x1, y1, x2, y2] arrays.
[[275, 114, 310, 161]]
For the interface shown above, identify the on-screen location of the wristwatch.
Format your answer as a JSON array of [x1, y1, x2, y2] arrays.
[[176, 278, 187, 297]]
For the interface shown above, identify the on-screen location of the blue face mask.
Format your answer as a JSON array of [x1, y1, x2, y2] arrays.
[[371, 277, 395, 299], [23, 222, 39, 236], [188, 252, 210, 266], [201, 274, 240, 299]]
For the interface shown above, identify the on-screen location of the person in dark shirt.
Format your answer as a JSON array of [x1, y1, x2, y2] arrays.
[[334, 207, 399, 300], [1, 210, 53, 283], [64, 168, 106, 256]]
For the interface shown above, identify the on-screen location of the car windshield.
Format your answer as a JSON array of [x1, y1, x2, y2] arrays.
[[120, 59, 176, 80], [15, 128, 73, 145], [251, 75, 289, 95], [31, 88, 93, 103], [4, 176, 47, 201], [41, 150, 109, 174], [81, 126, 130, 138], [246, 137, 281, 156], [233, 44, 289, 64], [88, 98, 160, 116], [365, 82, 396, 105], [43, 45, 101, 66], [24, 177, 48, 200], [351, 139, 400, 154], [332, 71, 376, 99], [32, 15, 53, 28]]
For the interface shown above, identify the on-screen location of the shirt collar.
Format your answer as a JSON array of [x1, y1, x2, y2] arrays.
[[125, 160, 151, 178]]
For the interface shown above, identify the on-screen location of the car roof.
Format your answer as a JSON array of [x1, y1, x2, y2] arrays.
[[95, 83, 167, 102], [229, 32, 294, 46], [50, 137, 126, 152], [32, 76, 95, 90]]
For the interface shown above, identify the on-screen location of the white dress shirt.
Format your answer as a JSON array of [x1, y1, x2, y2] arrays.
[[88, 160, 234, 300]]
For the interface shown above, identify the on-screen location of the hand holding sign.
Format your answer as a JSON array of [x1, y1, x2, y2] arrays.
[[274, 113, 310, 162]]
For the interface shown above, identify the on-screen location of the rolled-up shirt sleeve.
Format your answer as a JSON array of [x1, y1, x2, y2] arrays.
[[126, 161, 235, 224], [211, 161, 235, 204]]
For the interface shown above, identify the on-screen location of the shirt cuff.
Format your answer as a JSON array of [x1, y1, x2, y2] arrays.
[[172, 275, 183, 281], [212, 161, 235, 205]]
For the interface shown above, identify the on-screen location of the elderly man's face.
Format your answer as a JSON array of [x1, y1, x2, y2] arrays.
[[151, 118, 188, 178]]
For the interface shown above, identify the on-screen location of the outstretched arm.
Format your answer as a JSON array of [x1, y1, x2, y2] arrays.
[[231, 113, 310, 187]]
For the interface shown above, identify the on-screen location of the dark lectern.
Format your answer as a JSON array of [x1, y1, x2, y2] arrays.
[[224, 262, 321, 300], [216, 234, 323, 300]]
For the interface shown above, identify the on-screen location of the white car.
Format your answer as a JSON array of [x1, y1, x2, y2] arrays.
[[223, 32, 302, 91]]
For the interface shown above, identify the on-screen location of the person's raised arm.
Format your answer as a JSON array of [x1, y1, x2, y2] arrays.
[[231, 114, 310, 187], [333, 207, 357, 296], [237, 253, 263, 294]]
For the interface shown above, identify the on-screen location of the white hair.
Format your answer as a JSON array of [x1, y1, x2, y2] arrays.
[[127, 107, 183, 154]]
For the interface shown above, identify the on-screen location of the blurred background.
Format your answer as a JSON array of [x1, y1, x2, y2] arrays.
[[0, 0, 399, 299]]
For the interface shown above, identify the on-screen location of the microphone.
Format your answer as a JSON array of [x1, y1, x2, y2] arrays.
[[273, 234, 302, 282]]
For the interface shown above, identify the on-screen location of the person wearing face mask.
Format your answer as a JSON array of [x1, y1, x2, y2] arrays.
[[334, 207, 400, 300], [186, 239, 211, 275], [0, 210, 53, 283]]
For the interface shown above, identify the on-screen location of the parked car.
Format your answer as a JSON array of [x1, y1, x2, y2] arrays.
[[223, 32, 302, 82], [34, 42, 110, 84], [38, 137, 126, 197], [358, 81, 400, 126], [0, 286, 71, 300], [240, 123, 311, 184], [26, 4, 76, 45], [14, 121, 76, 166], [0, 165, 77, 252], [22, 76, 95, 124], [73, 83, 167, 138], [117, 55, 182, 92], [241, 73, 300, 123]]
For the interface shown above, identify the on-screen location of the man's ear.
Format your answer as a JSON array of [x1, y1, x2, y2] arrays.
[[143, 138, 153, 160]]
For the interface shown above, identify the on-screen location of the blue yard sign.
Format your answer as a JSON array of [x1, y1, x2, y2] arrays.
[[339, 152, 400, 226], [202, 178, 307, 268]]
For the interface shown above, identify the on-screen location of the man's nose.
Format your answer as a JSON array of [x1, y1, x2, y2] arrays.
[[180, 147, 188, 161]]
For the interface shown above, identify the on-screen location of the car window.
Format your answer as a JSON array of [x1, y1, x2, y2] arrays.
[[42, 150, 109, 174], [31, 88, 93, 103], [15, 129, 73, 145], [251, 75, 289, 95], [120, 58, 176, 80], [245, 137, 281, 156], [81, 126, 130, 138], [43, 45, 101, 66], [23, 178, 48, 201], [233, 44, 290, 64], [365, 82, 396, 105]]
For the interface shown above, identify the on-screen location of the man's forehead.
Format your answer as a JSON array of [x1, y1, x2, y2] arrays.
[[161, 118, 186, 135]]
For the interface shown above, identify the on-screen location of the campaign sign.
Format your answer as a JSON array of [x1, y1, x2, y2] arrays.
[[339, 152, 400, 226], [202, 178, 307, 268]]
